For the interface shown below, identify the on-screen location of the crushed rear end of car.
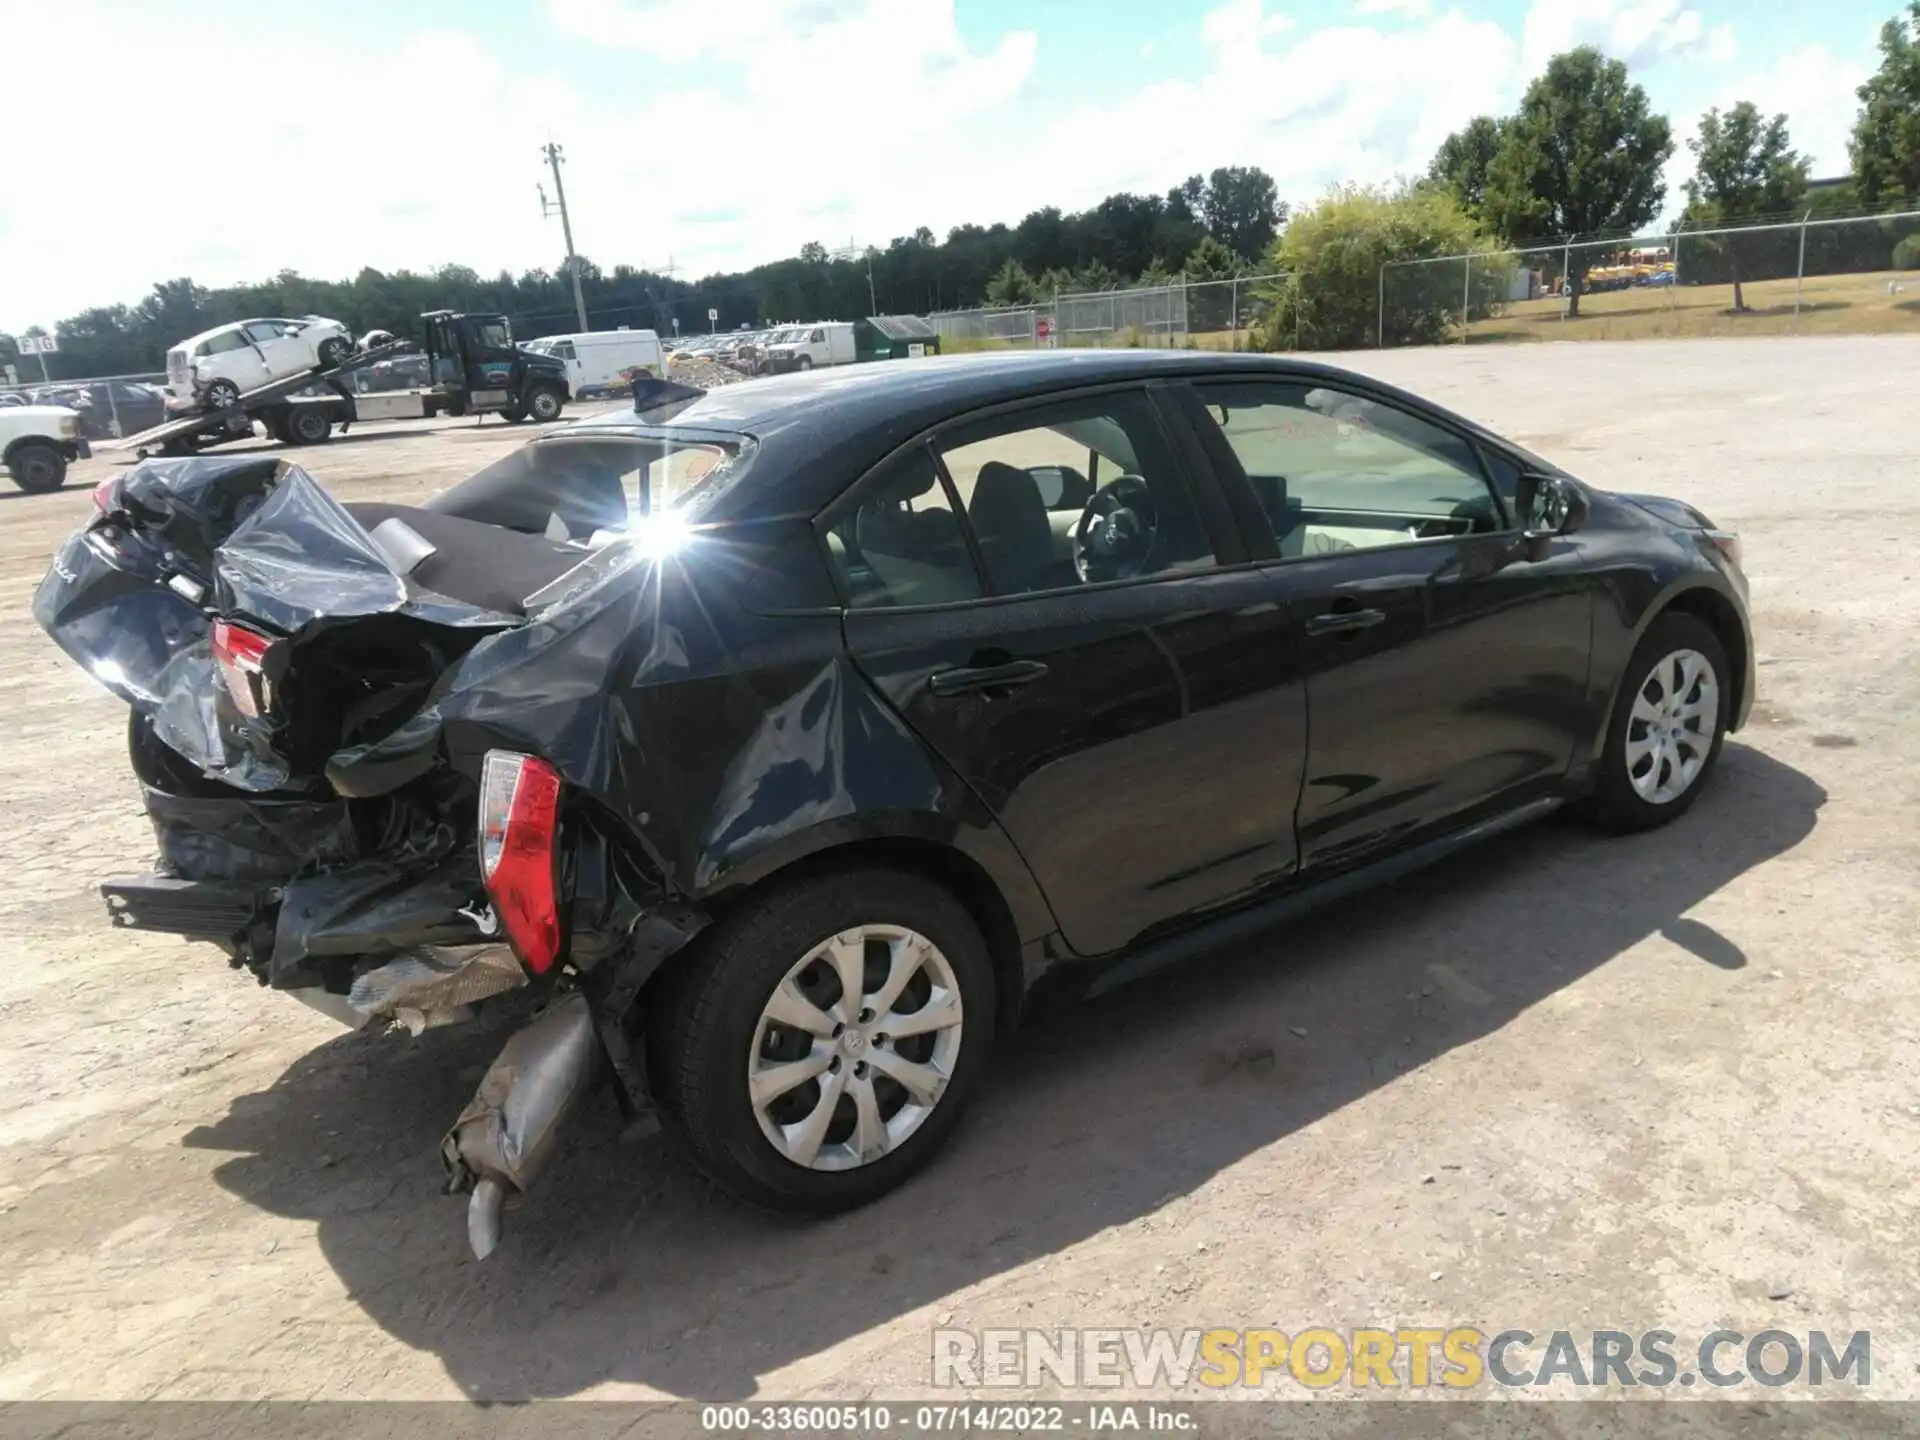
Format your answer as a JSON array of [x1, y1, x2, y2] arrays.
[[34, 441, 743, 1256]]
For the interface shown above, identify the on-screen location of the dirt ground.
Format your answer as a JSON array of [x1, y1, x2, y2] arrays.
[[0, 338, 1915, 1404]]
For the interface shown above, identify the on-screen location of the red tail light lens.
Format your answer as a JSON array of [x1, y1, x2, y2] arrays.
[[479, 750, 564, 975], [91, 476, 120, 513], [210, 619, 275, 718]]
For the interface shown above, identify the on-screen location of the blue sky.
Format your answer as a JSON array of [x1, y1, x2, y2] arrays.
[[1, 0, 1897, 330]]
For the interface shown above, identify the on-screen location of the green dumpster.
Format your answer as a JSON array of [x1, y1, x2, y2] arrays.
[[854, 314, 942, 362]]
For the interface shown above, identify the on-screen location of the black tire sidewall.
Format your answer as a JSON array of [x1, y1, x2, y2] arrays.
[[1593, 612, 1731, 828], [9, 442, 66, 492], [318, 338, 350, 369], [205, 380, 239, 409], [653, 869, 996, 1213], [529, 388, 561, 422], [290, 409, 330, 444]]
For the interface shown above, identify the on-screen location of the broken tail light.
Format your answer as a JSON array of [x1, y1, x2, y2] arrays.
[[479, 750, 564, 975], [210, 619, 275, 718]]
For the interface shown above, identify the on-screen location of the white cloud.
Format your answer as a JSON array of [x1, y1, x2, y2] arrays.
[[0, 0, 1886, 333], [1521, 0, 1725, 73], [1354, 0, 1434, 18], [1200, 0, 1298, 52]]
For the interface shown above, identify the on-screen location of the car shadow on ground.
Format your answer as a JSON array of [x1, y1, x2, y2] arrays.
[[185, 742, 1823, 1400]]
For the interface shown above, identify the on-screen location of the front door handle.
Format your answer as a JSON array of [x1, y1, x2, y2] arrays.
[[1305, 607, 1386, 637], [927, 660, 1050, 697]]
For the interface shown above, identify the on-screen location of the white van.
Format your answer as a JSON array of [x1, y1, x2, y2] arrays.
[[761, 321, 857, 374], [526, 329, 664, 399]]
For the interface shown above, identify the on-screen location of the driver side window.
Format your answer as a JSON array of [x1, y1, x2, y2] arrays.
[[1193, 382, 1504, 556], [933, 391, 1218, 596]]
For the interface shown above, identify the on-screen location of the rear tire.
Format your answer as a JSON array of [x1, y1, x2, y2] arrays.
[[647, 867, 996, 1214], [6, 441, 67, 493], [202, 378, 241, 410], [1577, 611, 1730, 832], [285, 407, 332, 445]]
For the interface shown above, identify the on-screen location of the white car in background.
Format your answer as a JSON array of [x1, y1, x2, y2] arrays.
[[165, 316, 356, 411]]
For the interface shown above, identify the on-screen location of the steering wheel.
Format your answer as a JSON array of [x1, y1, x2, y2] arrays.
[[1073, 473, 1160, 583]]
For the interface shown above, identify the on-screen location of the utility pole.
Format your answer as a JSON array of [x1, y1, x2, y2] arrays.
[[831, 242, 878, 315], [540, 142, 590, 332]]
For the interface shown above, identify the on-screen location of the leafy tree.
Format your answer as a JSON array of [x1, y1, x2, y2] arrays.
[[1483, 46, 1674, 313], [1252, 183, 1502, 350], [1850, 2, 1920, 203], [798, 241, 829, 265], [1201, 165, 1285, 261], [1166, 174, 1207, 223], [1684, 102, 1809, 309], [1072, 259, 1121, 292], [1428, 116, 1507, 217], [1181, 234, 1245, 282], [984, 259, 1037, 305]]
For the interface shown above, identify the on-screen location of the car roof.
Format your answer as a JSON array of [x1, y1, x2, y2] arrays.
[[559, 349, 1524, 522]]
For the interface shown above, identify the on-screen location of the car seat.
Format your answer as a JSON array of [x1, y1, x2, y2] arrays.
[[969, 462, 1060, 594]]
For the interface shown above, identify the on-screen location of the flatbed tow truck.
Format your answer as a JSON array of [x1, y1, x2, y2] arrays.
[[111, 311, 573, 457]]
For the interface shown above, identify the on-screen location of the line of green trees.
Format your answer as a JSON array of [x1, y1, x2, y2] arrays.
[[1, 167, 1284, 381], [7, 2, 1920, 376]]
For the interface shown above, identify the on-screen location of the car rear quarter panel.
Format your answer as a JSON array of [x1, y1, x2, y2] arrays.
[[417, 520, 1058, 948]]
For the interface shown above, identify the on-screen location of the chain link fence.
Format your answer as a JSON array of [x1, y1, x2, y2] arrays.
[[929, 274, 1290, 352], [1380, 210, 1920, 347]]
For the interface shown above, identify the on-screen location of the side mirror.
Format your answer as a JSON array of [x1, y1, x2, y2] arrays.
[[1516, 471, 1590, 561]]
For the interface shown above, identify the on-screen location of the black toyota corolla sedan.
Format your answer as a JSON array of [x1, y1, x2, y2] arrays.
[[36, 350, 1752, 1256]]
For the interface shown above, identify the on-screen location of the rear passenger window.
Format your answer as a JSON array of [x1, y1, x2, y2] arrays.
[[824, 448, 984, 609]]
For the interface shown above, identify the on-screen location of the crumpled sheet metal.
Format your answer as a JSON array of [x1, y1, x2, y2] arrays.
[[348, 943, 526, 1034], [142, 783, 358, 885], [33, 454, 517, 792], [441, 992, 604, 1259]]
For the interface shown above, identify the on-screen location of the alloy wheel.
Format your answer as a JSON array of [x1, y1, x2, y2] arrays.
[[747, 924, 965, 1172], [1625, 647, 1719, 805]]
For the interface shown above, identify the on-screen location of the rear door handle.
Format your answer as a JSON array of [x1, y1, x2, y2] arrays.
[[1305, 607, 1386, 637], [927, 660, 1050, 696]]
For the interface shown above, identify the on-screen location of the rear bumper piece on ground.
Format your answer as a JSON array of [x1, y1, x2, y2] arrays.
[[440, 991, 605, 1260]]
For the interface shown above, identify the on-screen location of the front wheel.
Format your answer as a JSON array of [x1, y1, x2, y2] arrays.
[[6, 441, 68, 493], [1579, 612, 1730, 832], [525, 385, 563, 423], [797, 355, 813, 371], [648, 867, 996, 1213], [317, 336, 352, 370]]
